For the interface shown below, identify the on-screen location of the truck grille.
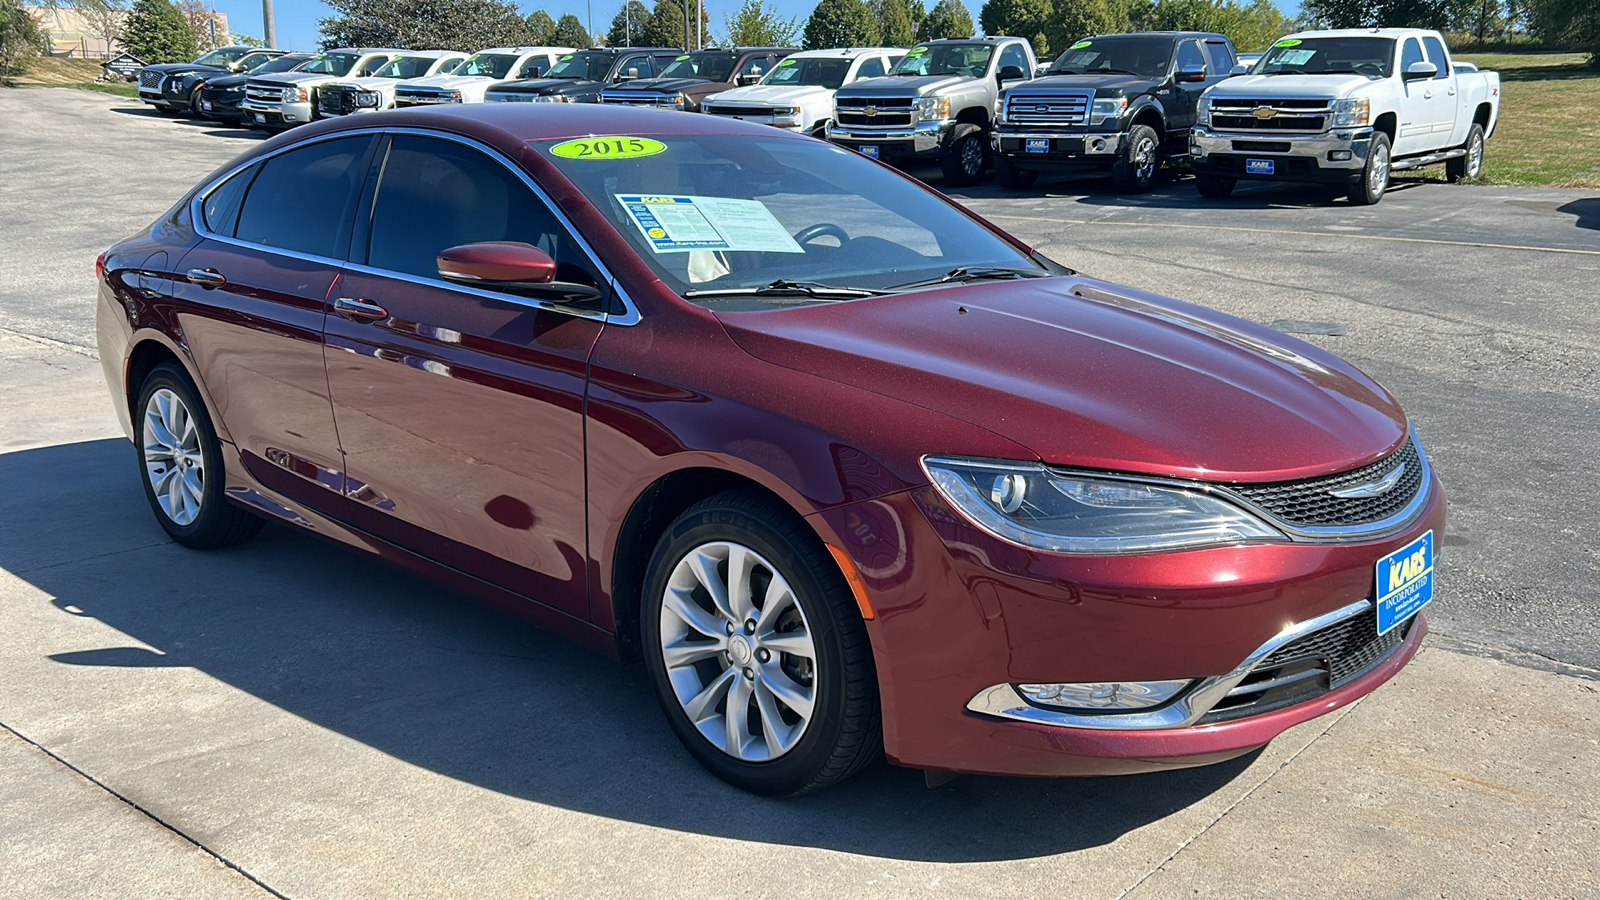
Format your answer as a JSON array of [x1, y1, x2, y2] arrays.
[[394, 89, 457, 106], [705, 103, 773, 116], [245, 82, 290, 104], [1199, 606, 1411, 724], [319, 85, 358, 116], [835, 96, 913, 128], [138, 69, 163, 89], [1210, 97, 1330, 133], [598, 91, 675, 107], [1003, 90, 1091, 125], [1225, 436, 1425, 530]]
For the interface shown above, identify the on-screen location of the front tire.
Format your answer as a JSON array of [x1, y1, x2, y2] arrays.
[[1447, 123, 1484, 183], [995, 155, 1038, 190], [1112, 123, 1160, 193], [641, 491, 880, 796], [135, 362, 263, 549], [941, 123, 988, 187], [1348, 132, 1390, 205], [1195, 173, 1236, 199]]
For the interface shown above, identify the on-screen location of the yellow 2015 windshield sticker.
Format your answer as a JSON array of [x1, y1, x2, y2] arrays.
[[549, 137, 668, 160], [1274, 38, 1302, 46]]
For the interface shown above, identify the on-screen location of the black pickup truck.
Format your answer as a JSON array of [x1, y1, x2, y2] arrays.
[[485, 47, 684, 104], [992, 31, 1238, 192]]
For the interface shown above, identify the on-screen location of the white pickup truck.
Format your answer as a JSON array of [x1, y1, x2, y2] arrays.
[[1190, 28, 1499, 204], [701, 47, 905, 138]]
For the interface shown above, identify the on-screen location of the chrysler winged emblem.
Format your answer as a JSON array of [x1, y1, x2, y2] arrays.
[[1328, 464, 1406, 499], [1252, 106, 1278, 119]]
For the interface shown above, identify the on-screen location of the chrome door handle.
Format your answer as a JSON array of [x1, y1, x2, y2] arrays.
[[1448, 87, 1457, 95], [333, 297, 389, 321], [1423, 90, 1433, 99], [186, 268, 226, 288]]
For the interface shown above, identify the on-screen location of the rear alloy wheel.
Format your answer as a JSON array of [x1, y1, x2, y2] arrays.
[[1112, 123, 1160, 193], [941, 123, 989, 187], [642, 491, 880, 795], [1195, 173, 1236, 199], [1349, 132, 1390, 205], [995, 155, 1038, 190], [1446, 123, 1484, 183], [136, 362, 263, 549]]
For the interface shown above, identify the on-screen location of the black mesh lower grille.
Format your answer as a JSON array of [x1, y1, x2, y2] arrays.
[[1198, 606, 1410, 724], [1227, 437, 1424, 528]]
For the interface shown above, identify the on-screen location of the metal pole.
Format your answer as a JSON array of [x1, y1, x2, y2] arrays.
[[680, 0, 690, 52], [587, 0, 591, 46], [261, 0, 276, 48]]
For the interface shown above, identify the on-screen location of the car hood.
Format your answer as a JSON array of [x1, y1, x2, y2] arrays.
[[1011, 73, 1162, 94], [328, 76, 402, 89], [1208, 73, 1372, 99], [838, 74, 966, 97], [401, 74, 499, 89], [255, 72, 344, 86], [205, 71, 256, 88], [711, 84, 832, 104], [492, 77, 594, 94], [608, 76, 714, 94], [715, 277, 1407, 482], [143, 62, 226, 77]]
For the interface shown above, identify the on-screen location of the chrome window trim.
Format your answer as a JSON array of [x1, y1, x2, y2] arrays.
[[966, 598, 1376, 731], [189, 124, 641, 326]]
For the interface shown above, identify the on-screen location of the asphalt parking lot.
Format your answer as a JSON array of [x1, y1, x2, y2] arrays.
[[3, 89, 1598, 898]]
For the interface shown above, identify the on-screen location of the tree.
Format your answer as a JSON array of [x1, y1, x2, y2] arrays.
[[0, 0, 48, 80], [526, 9, 556, 43], [175, 0, 225, 51], [1128, 0, 1290, 52], [319, 0, 536, 51], [980, 0, 1053, 55], [607, 0, 650, 46], [1525, 0, 1599, 63], [917, 0, 974, 39], [81, 0, 127, 56], [641, 0, 706, 49], [723, 0, 800, 46], [1043, 0, 1129, 52], [805, 0, 879, 48], [553, 11, 592, 46], [872, 0, 916, 46], [123, 0, 196, 63]]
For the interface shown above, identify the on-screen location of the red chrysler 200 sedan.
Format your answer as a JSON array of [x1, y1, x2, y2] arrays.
[[96, 105, 1442, 795]]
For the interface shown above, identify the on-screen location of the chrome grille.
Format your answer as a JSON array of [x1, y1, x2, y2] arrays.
[[245, 82, 288, 104], [1003, 90, 1091, 125], [1209, 97, 1331, 133], [598, 91, 673, 106], [1199, 607, 1411, 724], [1227, 437, 1425, 529], [835, 96, 913, 128], [138, 69, 162, 89], [394, 89, 456, 106]]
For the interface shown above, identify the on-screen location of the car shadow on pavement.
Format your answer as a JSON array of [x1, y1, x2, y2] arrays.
[[2, 438, 1260, 863], [1557, 198, 1600, 230]]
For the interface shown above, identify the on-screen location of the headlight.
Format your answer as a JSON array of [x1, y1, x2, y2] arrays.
[[1196, 97, 1211, 127], [1089, 96, 1127, 126], [774, 106, 801, 117], [1333, 98, 1370, 127], [921, 456, 1285, 554], [287, 86, 307, 102], [355, 91, 380, 108], [532, 94, 571, 102], [447, 91, 463, 102], [916, 96, 950, 122]]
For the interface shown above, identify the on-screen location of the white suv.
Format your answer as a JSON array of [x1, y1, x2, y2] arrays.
[[701, 47, 905, 136], [394, 47, 574, 106]]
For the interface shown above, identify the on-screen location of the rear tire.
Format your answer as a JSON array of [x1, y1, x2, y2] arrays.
[[1446, 123, 1484, 183], [994, 155, 1037, 190], [941, 123, 988, 187], [1111, 123, 1160, 193], [135, 362, 263, 549], [1348, 132, 1390, 205], [1195, 173, 1236, 199]]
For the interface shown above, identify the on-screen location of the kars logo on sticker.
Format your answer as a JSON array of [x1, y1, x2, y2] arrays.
[[549, 137, 668, 160]]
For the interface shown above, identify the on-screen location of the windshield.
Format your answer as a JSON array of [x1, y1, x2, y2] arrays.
[[296, 52, 359, 76], [546, 52, 614, 81], [762, 57, 851, 89], [372, 55, 441, 79], [659, 52, 737, 82], [194, 47, 250, 67], [890, 44, 993, 77], [256, 54, 311, 74], [454, 53, 522, 78], [236, 51, 276, 71], [537, 134, 1043, 300], [1047, 36, 1175, 78], [1254, 37, 1395, 77]]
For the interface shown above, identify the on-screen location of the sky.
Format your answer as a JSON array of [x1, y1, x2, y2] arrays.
[[214, 0, 1297, 55]]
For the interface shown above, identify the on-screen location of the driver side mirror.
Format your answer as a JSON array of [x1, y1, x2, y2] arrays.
[[619, 67, 640, 80], [1175, 64, 1206, 83], [1229, 64, 1249, 76], [1403, 61, 1437, 80], [998, 64, 1026, 82], [436, 242, 602, 305], [737, 73, 762, 86]]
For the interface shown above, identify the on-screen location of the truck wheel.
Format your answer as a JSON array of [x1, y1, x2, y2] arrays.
[[1446, 124, 1484, 183], [994, 155, 1037, 190], [941, 124, 988, 187], [1348, 132, 1390, 205], [1195, 174, 1235, 199], [1111, 124, 1160, 193]]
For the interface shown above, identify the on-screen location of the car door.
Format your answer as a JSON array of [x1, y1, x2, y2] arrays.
[[1166, 39, 1211, 137], [1420, 34, 1462, 146], [173, 134, 377, 508], [1394, 37, 1438, 155], [322, 132, 607, 617]]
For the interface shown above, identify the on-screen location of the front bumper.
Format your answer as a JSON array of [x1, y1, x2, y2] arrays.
[[993, 130, 1124, 168], [811, 470, 1445, 777], [242, 100, 313, 127], [1191, 127, 1372, 183], [138, 88, 172, 108], [826, 120, 951, 158]]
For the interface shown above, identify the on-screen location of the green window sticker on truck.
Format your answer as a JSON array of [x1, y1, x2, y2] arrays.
[[1274, 38, 1302, 47], [1070, 40, 1092, 49]]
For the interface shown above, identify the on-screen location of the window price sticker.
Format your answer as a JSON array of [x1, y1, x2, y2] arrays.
[[616, 194, 804, 254]]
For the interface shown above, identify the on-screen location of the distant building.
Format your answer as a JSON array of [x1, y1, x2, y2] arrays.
[[25, 5, 232, 59]]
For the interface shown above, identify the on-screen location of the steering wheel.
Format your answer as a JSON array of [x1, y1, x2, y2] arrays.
[[792, 223, 850, 247], [1354, 62, 1383, 77]]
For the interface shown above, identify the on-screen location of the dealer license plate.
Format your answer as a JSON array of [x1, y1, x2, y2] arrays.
[[1246, 158, 1275, 175], [1025, 138, 1050, 153], [858, 145, 878, 158], [201, 100, 211, 111], [1375, 530, 1434, 635], [254, 113, 265, 123]]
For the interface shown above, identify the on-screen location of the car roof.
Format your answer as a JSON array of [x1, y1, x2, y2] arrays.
[[471, 46, 576, 54], [1081, 31, 1228, 39], [785, 47, 906, 59], [393, 49, 467, 58], [325, 47, 411, 55]]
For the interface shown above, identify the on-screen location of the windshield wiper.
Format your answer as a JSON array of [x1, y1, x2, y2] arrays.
[[1094, 68, 1143, 76], [887, 266, 1052, 290], [682, 279, 886, 300]]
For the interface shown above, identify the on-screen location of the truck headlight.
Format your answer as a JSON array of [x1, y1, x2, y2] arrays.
[[1089, 96, 1127, 126], [286, 86, 307, 102], [922, 456, 1285, 554], [355, 91, 380, 108], [1196, 97, 1211, 127], [663, 93, 686, 109], [1333, 98, 1370, 127], [447, 91, 463, 102], [532, 94, 571, 102], [916, 96, 950, 122]]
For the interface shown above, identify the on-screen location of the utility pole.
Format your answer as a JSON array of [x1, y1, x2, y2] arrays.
[[261, 0, 276, 48]]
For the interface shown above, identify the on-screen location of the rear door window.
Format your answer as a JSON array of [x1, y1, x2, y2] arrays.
[[233, 136, 374, 258]]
